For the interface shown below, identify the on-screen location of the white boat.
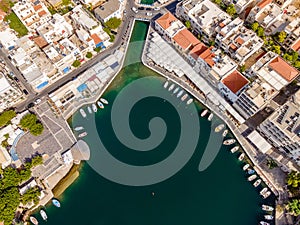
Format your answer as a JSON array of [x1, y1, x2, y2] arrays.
[[260, 187, 268, 195], [200, 109, 208, 117], [87, 106, 92, 114], [248, 174, 257, 181], [30, 216, 39, 225], [78, 132, 87, 138], [100, 98, 108, 104], [243, 164, 250, 171], [208, 113, 213, 121], [262, 205, 274, 211], [164, 81, 169, 88], [168, 83, 175, 91], [253, 179, 261, 187], [214, 124, 224, 133], [79, 109, 86, 118], [238, 153, 245, 161], [40, 209, 47, 221], [260, 221, 270, 225], [230, 146, 239, 153], [74, 126, 84, 131], [92, 103, 97, 112], [264, 215, 273, 220], [97, 101, 104, 109], [181, 94, 188, 101], [223, 139, 236, 145], [222, 129, 228, 137], [177, 90, 184, 98], [173, 87, 179, 94], [263, 191, 271, 199], [186, 99, 193, 105]]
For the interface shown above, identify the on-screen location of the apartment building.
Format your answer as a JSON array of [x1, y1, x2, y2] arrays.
[[215, 18, 263, 64], [12, 0, 51, 32], [283, 17, 300, 53], [176, 0, 231, 44], [0, 30, 18, 51], [94, 0, 125, 23], [258, 96, 300, 164], [223, 0, 257, 14]]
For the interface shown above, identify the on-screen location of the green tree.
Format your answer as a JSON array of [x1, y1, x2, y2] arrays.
[[86, 52, 93, 58], [287, 199, 300, 216], [72, 60, 81, 68], [251, 22, 259, 32], [240, 65, 246, 73], [213, 0, 222, 4], [185, 20, 191, 29], [20, 187, 40, 205], [287, 171, 300, 188], [30, 123, 44, 136], [20, 114, 37, 130], [0, 110, 16, 127], [256, 26, 265, 37], [277, 31, 287, 43], [294, 60, 300, 69], [292, 51, 298, 62], [283, 53, 293, 62], [31, 155, 43, 167], [272, 45, 281, 54], [226, 4, 236, 16], [105, 17, 122, 30], [109, 34, 115, 42], [62, 0, 71, 5], [94, 47, 101, 53]]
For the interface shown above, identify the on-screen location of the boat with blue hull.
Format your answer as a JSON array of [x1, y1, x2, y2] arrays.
[[52, 199, 61, 208]]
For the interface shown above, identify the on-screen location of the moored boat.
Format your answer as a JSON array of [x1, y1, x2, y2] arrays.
[[100, 98, 108, 104], [253, 179, 261, 187], [264, 215, 273, 220], [168, 83, 175, 91], [230, 146, 239, 153], [243, 164, 250, 171], [260, 221, 270, 225], [200, 109, 208, 117], [248, 169, 255, 174], [52, 199, 61, 208], [223, 139, 236, 145], [186, 98, 193, 105], [87, 106, 92, 114], [248, 174, 257, 181], [177, 90, 184, 98], [92, 103, 97, 113], [263, 191, 271, 199], [173, 87, 179, 94], [40, 209, 47, 221], [262, 205, 274, 211], [208, 113, 214, 121], [97, 101, 104, 109], [74, 126, 84, 131], [260, 187, 268, 195], [222, 129, 228, 137], [30, 216, 39, 225], [215, 124, 224, 133], [238, 153, 245, 161], [78, 132, 87, 138], [79, 109, 86, 118], [181, 93, 188, 101], [164, 81, 169, 88]]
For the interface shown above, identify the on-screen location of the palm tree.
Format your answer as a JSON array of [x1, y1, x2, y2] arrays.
[[287, 171, 300, 188], [287, 199, 300, 216]]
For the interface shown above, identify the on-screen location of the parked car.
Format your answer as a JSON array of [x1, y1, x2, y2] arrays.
[[23, 89, 28, 95], [132, 7, 138, 13], [154, 7, 160, 11], [34, 98, 41, 105]]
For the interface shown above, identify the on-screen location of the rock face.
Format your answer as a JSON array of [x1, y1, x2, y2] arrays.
[[71, 140, 90, 162]]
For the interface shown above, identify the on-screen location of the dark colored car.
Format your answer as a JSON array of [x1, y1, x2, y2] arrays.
[[138, 7, 145, 10], [146, 8, 151, 11], [23, 89, 28, 95]]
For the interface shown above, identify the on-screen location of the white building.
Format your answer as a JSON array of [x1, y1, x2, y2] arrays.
[[94, 0, 125, 23], [0, 30, 18, 50]]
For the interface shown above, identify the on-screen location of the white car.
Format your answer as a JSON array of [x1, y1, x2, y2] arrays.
[[146, 12, 152, 16], [132, 7, 138, 13], [34, 98, 41, 105], [154, 7, 160, 11]]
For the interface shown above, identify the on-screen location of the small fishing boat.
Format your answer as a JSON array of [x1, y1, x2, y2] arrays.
[[97, 101, 104, 109], [262, 205, 274, 211], [87, 106, 92, 114], [168, 83, 175, 91], [92, 103, 97, 113], [40, 209, 47, 221], [30, 216, 39, 225], [263, 191, 271, 199], [100, 98, 108, 104], [177, 90, 184, 98], [164, 81, 169, 88], [74, 126, 84, 131], [247, 169, 255, 175], [78, 132, 87, 138], [200, 109, 208, 117], [208, 113, 213, 121], [222, 129, 228, 137], [260, 221, 270, 225], [181, 94, 188, 101], [80, 109, 86, 118], [253, 179, 261, 187], [248, 174, 257, 181], [214, 124, 224, 132], [243, 164, 250, 171], [223, 139, 236, 145], [230, 146, 239, 153], [52, 199, 61, 208], [186, 98, 193, 105], [260, 187, 268, 196], [238, 153, 245, 161], [173, 87, 179, 94], [264, 215, 273, 220]]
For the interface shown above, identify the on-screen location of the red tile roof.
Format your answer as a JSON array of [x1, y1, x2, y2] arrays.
[[38, 10, 47, 17], [291, 38, 300, 52], [0, 9, 6, 22], [34, 4, 42, 11], [219, 22, 225, 28], [189, 43, 208, 60], [235, 37, 244, 45], [229, 43, 238, 51], [91, 33, 102, 44], [222, 70, 249, 94], [173, 28, 200, 50], [257, 0, 272, 9], [156, 12, 177, 30], [199, 47, 216, 67], [269, 56, 299, 82], [33, 36, 48, 48]]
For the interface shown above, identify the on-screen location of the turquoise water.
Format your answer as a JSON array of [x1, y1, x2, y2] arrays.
[[36, 21, 275, 225]]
